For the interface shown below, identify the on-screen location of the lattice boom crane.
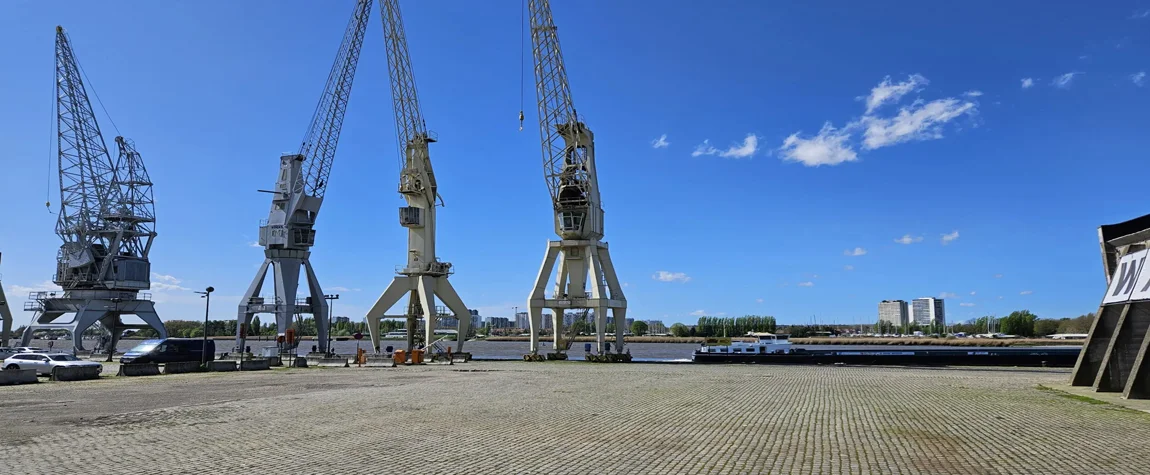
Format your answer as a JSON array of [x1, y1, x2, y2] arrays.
[[364, 0, 473, 355], [525, 0, 627, 358], [22, 26, 167, 352], [236, 0, 371, 354]]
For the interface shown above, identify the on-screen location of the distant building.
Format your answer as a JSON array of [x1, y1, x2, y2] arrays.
[[485, 317, 512, 328], [646, 320, 668, 334], [515, 311, 529, 329], [877, 300, 909, 327], [333, 316, 351, 325], [910, 297, 945, 326], [469, 309, 482, 331]]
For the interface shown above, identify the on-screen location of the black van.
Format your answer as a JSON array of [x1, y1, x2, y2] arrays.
[[120, 338, 216, 364]]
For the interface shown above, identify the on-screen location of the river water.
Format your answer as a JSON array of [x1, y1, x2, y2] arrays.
[[26, 338, 1080, 362]]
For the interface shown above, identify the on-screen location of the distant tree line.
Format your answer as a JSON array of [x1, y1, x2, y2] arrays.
[[678, 316, 777, 338]]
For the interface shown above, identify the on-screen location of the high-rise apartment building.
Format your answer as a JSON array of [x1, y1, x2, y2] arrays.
[[910, 297, 945, 326], [878, 300, 909, 326]]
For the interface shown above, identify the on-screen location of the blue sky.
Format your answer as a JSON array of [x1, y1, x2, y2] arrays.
[[1, 1, 1149, 326]]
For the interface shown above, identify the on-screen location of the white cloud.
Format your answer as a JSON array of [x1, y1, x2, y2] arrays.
[[940, 230, 960, 245], [778, 122, 858, 167], [1020, 290, 1033, 295], [939, 292, 959, 299], [998, 296, 1004, 299], [755, 298, 764, 303], [248, 241, 262, 248], [692, 140, 717, 157], [694, 134, 759, 159], [652, 271, 691, 283], [690, 309, 708, 317], [860, 98, 977, 150], [150, 272, 190, 291], [797, 281, 814, 287], [1131, 9, 1150, 19], [622, 282, 630, 288], [960, 302, 976, 307], [963, 90, 983, 97], [328, 286, 357, 292], [1132, 72, 1146, 87], [970, 291, 976, 296], [843, 265, 854, 271], [651, 134, 670, 149], [894, 234, 923, 245], [860, 74, 929, 113], [9, 280, 63, 295], [720, 134, 759, 158], [994, 273, 1003, 278], [1021, 78, 1035, 89], [843, 247, 867, 256], [1051, 72, 1080, 89]]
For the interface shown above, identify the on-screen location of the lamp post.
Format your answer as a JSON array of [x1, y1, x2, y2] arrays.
[[194, 286, 214, 367], [324, 294, 339, 355]]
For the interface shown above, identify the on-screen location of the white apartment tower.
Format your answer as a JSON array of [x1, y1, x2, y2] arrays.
[[910, 297, 946, 326]]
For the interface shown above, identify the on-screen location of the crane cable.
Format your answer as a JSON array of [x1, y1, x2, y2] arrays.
[[518, 0, 524, 131], [46, 55, 54, 212]]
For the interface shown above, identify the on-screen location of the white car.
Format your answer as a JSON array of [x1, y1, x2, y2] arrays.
[[3, 353, 102, 376]]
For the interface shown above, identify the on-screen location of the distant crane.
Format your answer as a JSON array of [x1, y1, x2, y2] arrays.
[[235, 0, 372, 355], [525, 0, 627, 357], [364, 0, 473, 354], [21, 26, 167, 352], [1, 253, 12, 346]]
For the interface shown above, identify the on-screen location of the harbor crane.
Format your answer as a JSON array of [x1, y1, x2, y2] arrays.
[[525, 0, 627, 359], [364, 0, 473, 354], [21, 26, 167, 352], [1, 253, 12, 346], [235, 0, 371, 355]]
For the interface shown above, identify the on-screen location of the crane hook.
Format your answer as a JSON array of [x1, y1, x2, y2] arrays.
[[518, 110, 524, 131]]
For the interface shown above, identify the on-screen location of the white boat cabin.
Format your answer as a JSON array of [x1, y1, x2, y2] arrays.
[[698, 332, 793, 355]]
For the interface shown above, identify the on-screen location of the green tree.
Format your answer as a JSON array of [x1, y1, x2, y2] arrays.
[[1034, 319, 1060, 336], [1057, 313, 1095, 334], [874, 320, 896, 335], [250, 316, 262, 336], [998, 310, 1037, 337], [670, 323, 690, 337], [630, 320, 649, 336]]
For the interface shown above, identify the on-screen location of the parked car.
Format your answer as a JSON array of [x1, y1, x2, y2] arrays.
[[120, 338, 215, 365], [3, 353, 102, 376]]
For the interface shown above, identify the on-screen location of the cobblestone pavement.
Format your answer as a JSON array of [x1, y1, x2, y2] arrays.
[[2, 363, 1148, 474]]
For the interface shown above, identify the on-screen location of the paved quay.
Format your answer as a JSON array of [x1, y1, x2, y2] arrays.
[[1, 363, 1148, 474]]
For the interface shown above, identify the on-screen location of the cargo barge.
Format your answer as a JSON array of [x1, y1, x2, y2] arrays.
[[691, 333, 1081, 367]]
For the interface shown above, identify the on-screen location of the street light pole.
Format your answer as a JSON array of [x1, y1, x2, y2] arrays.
[[194, 287, 214, 367], [324, 294, 339, 356]]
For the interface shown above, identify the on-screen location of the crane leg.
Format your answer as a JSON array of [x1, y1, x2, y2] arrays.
[[434, 276, 471, 353], [366, 276, 411, 353], [527, 243, 561, 356], [302, 260, 328, 353], [272, 259, 301, 351], [416, 276, 437, 351], [236, 259, 271, 353]]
